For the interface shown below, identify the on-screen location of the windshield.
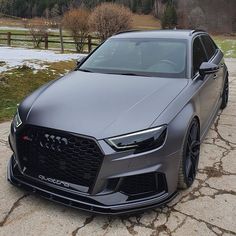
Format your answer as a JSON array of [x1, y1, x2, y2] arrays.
[[79, 38, 187, 78]]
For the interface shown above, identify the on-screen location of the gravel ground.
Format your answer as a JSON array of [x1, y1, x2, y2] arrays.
[[0, 59, 236, 236]]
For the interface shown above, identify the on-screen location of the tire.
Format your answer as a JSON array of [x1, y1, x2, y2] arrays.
[[221, 74, 229, 110], [178, 118, 200, 190]]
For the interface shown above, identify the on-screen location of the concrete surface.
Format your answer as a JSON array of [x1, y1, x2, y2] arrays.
[[0, 59, 236, 236]]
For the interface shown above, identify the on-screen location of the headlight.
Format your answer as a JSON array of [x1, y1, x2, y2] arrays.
[[106, 126, 167, 153], [13, 109, 22, 128]]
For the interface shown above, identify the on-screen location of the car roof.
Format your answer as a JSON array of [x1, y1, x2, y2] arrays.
[[111, 29, 207, 40]]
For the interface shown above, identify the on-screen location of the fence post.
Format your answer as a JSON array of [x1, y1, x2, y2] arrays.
[[88, 35, 92, 53], [59, 25, 64, 53], [44, 33, 48, 50], [7, 32, 11, 46]]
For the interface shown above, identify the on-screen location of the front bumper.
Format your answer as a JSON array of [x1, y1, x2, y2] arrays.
[[8, 121, 182, 215], [8, 155, 178, 215]]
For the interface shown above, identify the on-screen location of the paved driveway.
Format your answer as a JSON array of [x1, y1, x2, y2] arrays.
[[0, 59, 236, 236]]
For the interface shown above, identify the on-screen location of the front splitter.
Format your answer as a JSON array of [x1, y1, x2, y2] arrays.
[[7, 156, 178, 215]]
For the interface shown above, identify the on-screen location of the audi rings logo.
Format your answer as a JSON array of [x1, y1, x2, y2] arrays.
[[39, 134, 68, 152]]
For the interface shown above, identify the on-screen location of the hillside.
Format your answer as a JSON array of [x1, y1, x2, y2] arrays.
[[132, 14, 161, 30]]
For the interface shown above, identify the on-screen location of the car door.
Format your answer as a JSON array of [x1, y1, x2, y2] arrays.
[[192, 36, 219, 132], [200, 34, 224, 104]]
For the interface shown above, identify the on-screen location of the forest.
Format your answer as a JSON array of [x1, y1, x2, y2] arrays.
[[0, 0, 155, 18]]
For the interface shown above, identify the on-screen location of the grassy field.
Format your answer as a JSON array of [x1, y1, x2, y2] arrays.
[[214, 36, 236, 58], [132, 14, 161, 30], [0, 61, 75, 122]]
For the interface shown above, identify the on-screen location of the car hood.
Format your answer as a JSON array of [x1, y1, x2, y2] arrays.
[[23, 71, 188, 139]]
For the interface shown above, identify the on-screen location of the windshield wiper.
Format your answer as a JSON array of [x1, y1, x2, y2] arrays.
[[76, 68, 93, 73], [120, 72, 150, 77], [121, 73, 139, 76]]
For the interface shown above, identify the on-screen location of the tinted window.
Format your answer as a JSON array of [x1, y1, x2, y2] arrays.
[[79, 38, 187, 78], [201, 35, 217, 59], [193, 37, 208, 75]]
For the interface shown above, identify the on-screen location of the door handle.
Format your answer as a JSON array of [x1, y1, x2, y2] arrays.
[[213, 74, 217, 79]]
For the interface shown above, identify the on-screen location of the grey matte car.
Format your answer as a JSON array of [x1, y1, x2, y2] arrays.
[[8, 30, 229, 215]]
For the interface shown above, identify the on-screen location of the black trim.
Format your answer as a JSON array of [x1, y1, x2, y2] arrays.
[[113, 30, 141, 36], [189, 29, 206, 36], [8, 156, 177, 215], [8, 135, 13, 151]]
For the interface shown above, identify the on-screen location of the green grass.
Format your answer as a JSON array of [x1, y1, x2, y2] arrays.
[[0, 60, 75, 122], [213, 36, 236, 58]]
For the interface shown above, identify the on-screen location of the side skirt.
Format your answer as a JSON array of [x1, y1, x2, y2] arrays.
[[200, 97, 222, 143]]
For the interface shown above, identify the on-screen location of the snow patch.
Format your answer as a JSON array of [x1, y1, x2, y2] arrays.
[[0, 47, 83, 73]]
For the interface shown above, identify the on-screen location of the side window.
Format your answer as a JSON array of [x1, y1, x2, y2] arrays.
[[201, 35, 217, 59], [193, 37, 208, 75]]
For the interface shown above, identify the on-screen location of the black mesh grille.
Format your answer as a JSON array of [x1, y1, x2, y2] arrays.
[[119, 173, 167, 198], [16, 126, 104, 190]]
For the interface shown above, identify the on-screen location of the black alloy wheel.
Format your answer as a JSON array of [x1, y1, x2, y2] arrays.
[[221, 75, 229, 109], [178, 118, 200, 189]]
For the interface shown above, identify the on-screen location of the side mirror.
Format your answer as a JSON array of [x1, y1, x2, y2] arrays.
[[199, 62, 219, 76], [76, 55, 87, 67]]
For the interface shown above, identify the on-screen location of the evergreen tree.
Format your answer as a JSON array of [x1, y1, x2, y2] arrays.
[[161, 0, 177, 29], [142, 0, 154, 14], [51, 3, 60, 18]]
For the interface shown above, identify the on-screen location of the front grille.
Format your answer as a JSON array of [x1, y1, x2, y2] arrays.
[[16, 125, 104, 191]]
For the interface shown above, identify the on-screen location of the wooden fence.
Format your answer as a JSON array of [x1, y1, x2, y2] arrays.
[[0, 31, 101, 53]]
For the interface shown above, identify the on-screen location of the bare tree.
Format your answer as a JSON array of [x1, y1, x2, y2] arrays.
[[44, 8, 50, 19], [89, 3, 133, 41], [188, 7, 206, 29], [62, 8, 90, 52], [26, 18, 48, 48]]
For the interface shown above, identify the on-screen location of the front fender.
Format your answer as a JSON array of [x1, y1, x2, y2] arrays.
[[161, 101, 199, 155]]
